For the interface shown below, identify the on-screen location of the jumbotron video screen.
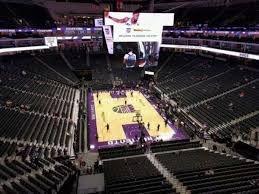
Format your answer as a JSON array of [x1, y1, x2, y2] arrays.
[[104, 11, 174, 68]]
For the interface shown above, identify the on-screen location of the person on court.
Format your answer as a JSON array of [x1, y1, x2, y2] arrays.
[[125, 100, 127, 105], [106, 123, 109, 131], [147, 122, 150, 130], [97, 92, 99, 99], [99, 99, 101, 105], [131, 91, 133, 97], [157, 124, 160, 131]]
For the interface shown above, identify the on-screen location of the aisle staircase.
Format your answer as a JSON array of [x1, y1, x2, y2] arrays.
[[146, 153, 187, 194]]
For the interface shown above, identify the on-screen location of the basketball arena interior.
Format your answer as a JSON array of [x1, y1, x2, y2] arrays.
[[0, 0, 259, 193]]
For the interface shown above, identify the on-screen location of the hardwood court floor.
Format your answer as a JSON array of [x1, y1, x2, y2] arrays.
[[93, 91, 175, 142]]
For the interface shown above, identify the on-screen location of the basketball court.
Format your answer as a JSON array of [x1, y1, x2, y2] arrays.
[[88, 90, 187, 151]]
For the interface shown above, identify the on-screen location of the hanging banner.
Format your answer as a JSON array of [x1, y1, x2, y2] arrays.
[[103, 26, 114, 54]]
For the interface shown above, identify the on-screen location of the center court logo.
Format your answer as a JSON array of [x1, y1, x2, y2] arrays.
[[112, 104, 135, 113]]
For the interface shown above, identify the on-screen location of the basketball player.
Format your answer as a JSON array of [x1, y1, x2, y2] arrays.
[[131, 91, 133, 97], [106, 123, 109, 131], [147, 122, 150, 130], [99, 100, 101, 105], [157, 124, 160, 131], [125, 100, 127, 105], [140, 131, 145, 144]]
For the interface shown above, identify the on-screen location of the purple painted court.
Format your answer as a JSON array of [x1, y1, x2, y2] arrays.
[[88, 90, 188, 151], [110, 90, 127, 98]]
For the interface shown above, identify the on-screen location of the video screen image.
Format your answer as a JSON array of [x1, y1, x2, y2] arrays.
[[114, 41, 160, 68]]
